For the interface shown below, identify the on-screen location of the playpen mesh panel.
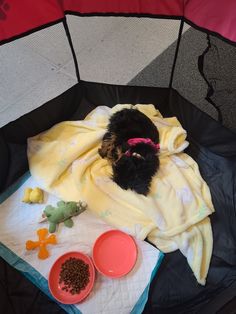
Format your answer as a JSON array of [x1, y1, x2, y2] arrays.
[[172, 25, 219, 120], [172, 25, 236, 131], [0, 17, 180, 126], [67, 16, 180, 86], [129, 22, 189, 88], [1, 14, 236, 131], [0, 22, 76, 127], [201, 35, 236, 131], [130, 22, 236, 130]]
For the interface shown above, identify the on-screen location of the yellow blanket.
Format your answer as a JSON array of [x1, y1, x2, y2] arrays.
[[28, 104, 214, 285]]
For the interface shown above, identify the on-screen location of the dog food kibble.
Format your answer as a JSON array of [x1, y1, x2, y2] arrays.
[[59, 257, 90, 295]]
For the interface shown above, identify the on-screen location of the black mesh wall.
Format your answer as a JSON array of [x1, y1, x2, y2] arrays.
[[130, 21, 236, 132], [173, 23, 236, 132], [172, 26, 217, 119], [200, 35, 236, 131]]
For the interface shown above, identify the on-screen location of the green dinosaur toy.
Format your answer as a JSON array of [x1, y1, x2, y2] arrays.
[[43, 201, 87, 233]]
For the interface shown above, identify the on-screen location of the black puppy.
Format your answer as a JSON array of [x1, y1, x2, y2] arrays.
[[98, 108, 160, 195]]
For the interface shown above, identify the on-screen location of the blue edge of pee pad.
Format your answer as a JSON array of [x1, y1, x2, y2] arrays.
[[0, 172, 164, 314]]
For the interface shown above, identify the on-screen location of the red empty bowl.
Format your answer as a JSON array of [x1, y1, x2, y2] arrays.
[[48, 251, 95, 304], [92, 230, 137, 278]]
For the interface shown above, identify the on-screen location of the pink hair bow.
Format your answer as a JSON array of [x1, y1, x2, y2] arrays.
[[125, 138, 160, 157], [127, 138, 160, 150]]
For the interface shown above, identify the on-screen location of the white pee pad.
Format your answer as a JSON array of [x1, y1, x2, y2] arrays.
[[0, 174, 163, 314]]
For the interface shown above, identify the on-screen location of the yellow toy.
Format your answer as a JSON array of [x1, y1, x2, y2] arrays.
[[22, 187, 44, 203], [25, 228, 57, 259]]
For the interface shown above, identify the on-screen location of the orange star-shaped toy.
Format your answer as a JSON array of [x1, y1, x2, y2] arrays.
[[26, 228, 57, 259]]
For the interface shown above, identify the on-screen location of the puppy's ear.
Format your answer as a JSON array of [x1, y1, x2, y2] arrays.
[[99, 132, 116, 161]]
